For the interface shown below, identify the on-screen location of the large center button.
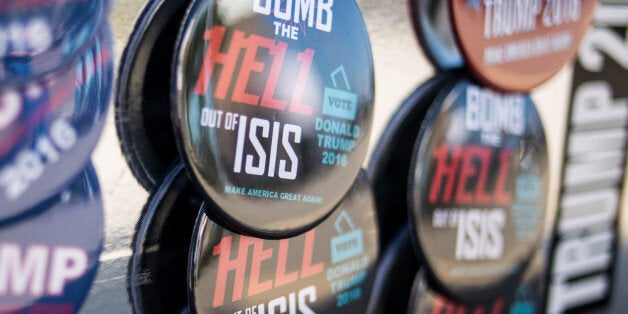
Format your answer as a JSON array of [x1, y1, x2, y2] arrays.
[[172, 0, 375, 238]]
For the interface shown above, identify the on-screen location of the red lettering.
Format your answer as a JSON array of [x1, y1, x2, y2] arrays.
[[28, 304, 74, 313], [494, 150, 513, 206], [194, 26, 314, 116], [432, 295, 455, 314], [300, 229, 324, 278], [274, 239, 298, 287], [261, 41, 288, 110], [430, 295, 505, 314], [473, 305, 485, 314], [247, 238, 273, 296], [211, 229, 325, 306], [474, 147, 493, 204], [211, 236, 253, 307], [289, 49, 315, 116], [456, 305, 466, 314], [429, 145, 514, 206], [431, 296, 443, 314], [429, 144, 462, 204], [490, 298, 504, 314], [194, 26, 244, 98], [455, 145, 493, 204], [456, 146, 481, 204], [232, 35, 271, 106]]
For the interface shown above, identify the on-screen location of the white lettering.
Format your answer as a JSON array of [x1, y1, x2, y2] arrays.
[[549, 231, 613, 312], [0, 244, 47, 297], [579, 28, 628, 72], [274, 0, 292, 21], [0, 245, 88, 298], [294, 0, 315, 27], [316, 0, 333, 32], [483, 0, 541, 39], [298, 286, 316, 314], [466, 85, 526, 136], [279, 124, 301, 180], [233, 118, 301, 180], [233, 115, 248, 174], [253, 0, 333, 33], [455, 209, 505, 261], [0, 17, 53, 57], [548, 9, 627, 310], [0, 90, 21, 131], [246, 118, 269, 176], [47, 247, 88, 296], [253, 0, 272, 15], [268, 295, 287, 314], [572, 81, 627, 127], [265, 286, 317, 314]]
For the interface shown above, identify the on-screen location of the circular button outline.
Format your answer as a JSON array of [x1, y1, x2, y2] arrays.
[[115, 0, 192, 191], [128, 162, 201, 313], [410, 0, 599, 92], [368, 70, 462, 245], [0, 163, 104, 312], [410, 0, 464, 70], [188, 171, 380, 313], [408, 77, 549, 301], [449, 0, 599, 92], [172, 0, 375, 238]]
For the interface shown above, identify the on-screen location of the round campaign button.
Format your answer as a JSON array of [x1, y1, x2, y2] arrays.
[[368, 71, 460, 245], [407, 268, 546, 314], [128, 162, 202, 314], [173, 0, 375, 238], [410, 0, 598, 92], [0, 28, 113, 223], [409, 78, 549, 301], [0, 0, 108, 85], [0, 163, 104, 313], [115, 0, 193, 190], [450, 0, 598, 92], [188, 171, 379, 314]]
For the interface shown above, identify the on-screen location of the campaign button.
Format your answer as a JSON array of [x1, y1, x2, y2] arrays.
[[0, 27, 113, 223], [367, 71, 460, 245], [450, 0, 599, 92], [128, 162, 201, 313], [189, 171, 380, 313], [115, 0, 192, 190], [0, 163, 104, 313], [173, 0, 375, 238], [408, 78, 550, 301], [0, 0, 109, 85]]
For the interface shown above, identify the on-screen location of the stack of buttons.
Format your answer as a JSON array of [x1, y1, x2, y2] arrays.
[[368, 0, 599, 312], [0, 1, 113, 312], [118, 0, 382, 312], [117, 0, 376, 237]]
